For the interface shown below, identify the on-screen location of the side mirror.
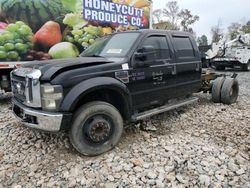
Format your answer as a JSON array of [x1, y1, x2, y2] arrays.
[[135, 45, 156, 62]]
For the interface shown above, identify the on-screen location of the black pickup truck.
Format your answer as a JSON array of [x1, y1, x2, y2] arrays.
[[11, 29, 239, 156]]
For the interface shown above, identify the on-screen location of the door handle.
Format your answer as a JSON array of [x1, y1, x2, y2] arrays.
[[196, 62, 200, 71], [172, 65, 177, 75], [165, 63, 176, 75]]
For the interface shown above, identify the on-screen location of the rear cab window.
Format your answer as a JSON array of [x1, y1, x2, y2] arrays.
[[172, 35, 196, 59]]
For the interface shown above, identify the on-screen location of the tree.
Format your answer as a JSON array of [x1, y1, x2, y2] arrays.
[[161, 1, 199, 32], [242, 21, 250, 33], [228, 22, 241, 40], [197, 35, 208, 46], [162, 1, 180, 30], [211, 21, 224, 43], [178, 9, 199, 33], [152, 9, 162, 24], [153, 21, 172, 30]]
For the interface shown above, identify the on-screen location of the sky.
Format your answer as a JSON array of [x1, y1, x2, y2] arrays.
[[153, 0, 250, 41]]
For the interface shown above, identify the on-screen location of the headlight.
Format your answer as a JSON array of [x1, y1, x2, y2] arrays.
[[41, 84, 63, 111]]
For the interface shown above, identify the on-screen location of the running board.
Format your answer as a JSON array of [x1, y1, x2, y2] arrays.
[[132, 97, 198, 121]]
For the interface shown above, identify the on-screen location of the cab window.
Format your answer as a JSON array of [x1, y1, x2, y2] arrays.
[[173, 36, 195, 58], [141, 36, 171, 59]]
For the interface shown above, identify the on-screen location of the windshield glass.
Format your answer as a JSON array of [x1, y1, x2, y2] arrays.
[[81, 32, 140, 57]]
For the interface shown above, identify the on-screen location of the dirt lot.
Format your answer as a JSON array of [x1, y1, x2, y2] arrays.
[[0, 70, 249, 188]]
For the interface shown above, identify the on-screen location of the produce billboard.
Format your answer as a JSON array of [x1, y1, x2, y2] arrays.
[[0, 0, 152, 62]]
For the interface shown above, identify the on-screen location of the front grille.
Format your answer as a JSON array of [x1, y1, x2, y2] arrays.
[[11, 68, 42, 108], [11, 75, 26, 102]]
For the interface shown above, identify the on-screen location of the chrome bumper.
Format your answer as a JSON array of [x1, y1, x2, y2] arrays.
[[12, 98, 63, 132]]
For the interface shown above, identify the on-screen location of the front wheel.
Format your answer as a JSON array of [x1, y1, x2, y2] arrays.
[[70, 101, 124, 156]]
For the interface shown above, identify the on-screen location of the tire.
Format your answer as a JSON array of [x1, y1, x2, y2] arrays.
[[241, 63, 249, 71], [206, 60, 212, 68], [212, 77, 225, 103], [70, 101, 124, 156], [201, 59, 208, 68], [221, 78, 239, 105]]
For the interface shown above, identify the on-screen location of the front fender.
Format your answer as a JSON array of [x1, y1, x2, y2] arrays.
[[60, 77, 132, 112]]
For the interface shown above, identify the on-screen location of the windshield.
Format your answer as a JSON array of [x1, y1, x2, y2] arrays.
[[81, 32, 140, 57]]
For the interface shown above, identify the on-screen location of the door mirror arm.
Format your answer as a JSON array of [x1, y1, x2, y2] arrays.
[[133, 45, 157, 67]]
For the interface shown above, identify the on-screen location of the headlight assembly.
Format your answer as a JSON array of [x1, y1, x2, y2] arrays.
[[41, 84, 63, 111]]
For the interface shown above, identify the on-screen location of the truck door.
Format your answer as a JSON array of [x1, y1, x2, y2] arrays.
[[169, 34, 202, 96], [128, 34, 175, 109]]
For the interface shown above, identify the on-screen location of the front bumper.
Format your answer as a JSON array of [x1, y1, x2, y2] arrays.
[[12, 98, 71, 132]]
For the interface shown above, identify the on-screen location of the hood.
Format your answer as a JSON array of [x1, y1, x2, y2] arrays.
[[22, 57, 113, 80]]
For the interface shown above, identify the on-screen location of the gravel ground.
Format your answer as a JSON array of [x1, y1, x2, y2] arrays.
[[0, 70, 249, 188]]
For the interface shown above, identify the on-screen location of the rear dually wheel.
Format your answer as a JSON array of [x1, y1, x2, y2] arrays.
[[220, 78, 239, 104]]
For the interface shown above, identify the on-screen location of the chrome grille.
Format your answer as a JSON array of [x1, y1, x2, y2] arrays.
[[11, 68, 42, 108]]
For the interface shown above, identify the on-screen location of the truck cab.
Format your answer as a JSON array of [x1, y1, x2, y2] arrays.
[[11, 29, 203, 155]]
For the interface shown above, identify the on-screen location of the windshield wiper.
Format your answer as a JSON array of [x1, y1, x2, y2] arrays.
[[91, 54, 103, 57], [82, 54, 104, 58]]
